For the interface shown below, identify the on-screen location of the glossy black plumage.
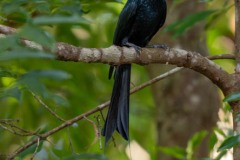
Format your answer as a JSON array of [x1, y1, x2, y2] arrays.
[[102, 0, 167, 145]]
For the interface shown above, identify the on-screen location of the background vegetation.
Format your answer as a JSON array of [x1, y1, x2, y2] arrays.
[[0, 0, 236, 159]]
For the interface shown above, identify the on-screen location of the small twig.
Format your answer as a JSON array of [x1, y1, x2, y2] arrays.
[[95, 115, 102, 149], [8, 123, 39, 135], [30, 91, 65, 122], [8, 67, 183, 158], [84, 116, 98, 148], [67, 127, 74, 153], [30, 138, 40, 160], [0, 124, 30, 136], [0, 121, 38, 136], [0, 123, 15, 134], [130, 82, 136, 87], [99, 110, 105, 122], [130, 67, 183, 94], [1, 120, 34, 134]]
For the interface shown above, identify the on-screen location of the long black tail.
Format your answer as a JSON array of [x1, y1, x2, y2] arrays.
[[102, 64, 131, 146]]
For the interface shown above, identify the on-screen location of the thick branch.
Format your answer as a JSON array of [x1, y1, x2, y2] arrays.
[[0, 24, 233, 91], [56, 42, 231, 91], [233, 1, 240, 159], [235, 0, 240, 72], [0, 23, 236, 159]]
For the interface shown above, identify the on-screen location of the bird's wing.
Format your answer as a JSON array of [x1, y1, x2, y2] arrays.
[[153, 1, 167, 35], [113, 0, 138, 45], [144, 1, 167, 43]]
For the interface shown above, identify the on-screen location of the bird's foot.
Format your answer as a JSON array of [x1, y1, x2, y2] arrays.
[[126, 42, 142, 54], [122, 41, 142, 54], [147, 44, 169, 49]]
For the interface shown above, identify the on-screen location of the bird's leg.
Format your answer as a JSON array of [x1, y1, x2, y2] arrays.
[[122, 38, 142, 54], [146, 44, 169, 49]]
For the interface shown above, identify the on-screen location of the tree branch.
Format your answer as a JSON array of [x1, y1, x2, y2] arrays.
[[232, 1, 240, 159], [0, 119, 39, 137], [235, 0, 240, 73], [0, 24, 236, 158], [56, 42, 232, 91], [0, 24, 234, 91], [30, 91, 65, 122], [8, 67, 182, 159]]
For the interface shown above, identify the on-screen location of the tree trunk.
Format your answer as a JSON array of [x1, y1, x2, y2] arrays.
[[147, 1, 220, 159]]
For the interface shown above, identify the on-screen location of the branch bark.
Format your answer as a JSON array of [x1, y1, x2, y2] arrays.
[[56, 42, 231, 92], [235, 0, 240, 72], [0, 24, 233, 92], [233, 1, 240, 159]]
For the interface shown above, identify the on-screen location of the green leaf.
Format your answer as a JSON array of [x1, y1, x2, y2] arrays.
[[0, 67, 17, 78], [214, 128, 227, 138], [0, 49, 55, 61], [208, 131, 218, 151], [215, 150, 228, 160], [0, 1, 29, 24], [0, 87, 22, 101], [0, 35, 19, 52], [18, 25, 55, 50], [165, 10, 217, 38], [50, 94, 69, 107], [186, 130, 208, 159], [224, 93, 240, 102], [205, 4, 234, 29], [24, 70, 71, 80], [158, 146, 186, 159], [218, 135, 240, 151], [222, 103, 232, 112], [17, 70, 70, 99], [32, 15, 89, 25], [17, 77, 48, 98]]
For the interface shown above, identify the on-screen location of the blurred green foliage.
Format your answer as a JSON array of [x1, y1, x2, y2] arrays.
[[224, 92, 240, 102], [0, 0, 155, 159], [0, 0, 236, 159]]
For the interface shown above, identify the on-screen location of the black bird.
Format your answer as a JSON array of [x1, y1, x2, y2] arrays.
[[102, 0, 167, 145]]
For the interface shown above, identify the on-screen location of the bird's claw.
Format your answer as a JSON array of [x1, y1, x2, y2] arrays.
[[122, 39, 142, 55], [147, 44, 169, 49], [132, 45, 142, 55]]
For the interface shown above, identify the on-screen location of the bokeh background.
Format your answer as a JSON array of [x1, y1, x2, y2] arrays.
[[0, 0, 235, 159]]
